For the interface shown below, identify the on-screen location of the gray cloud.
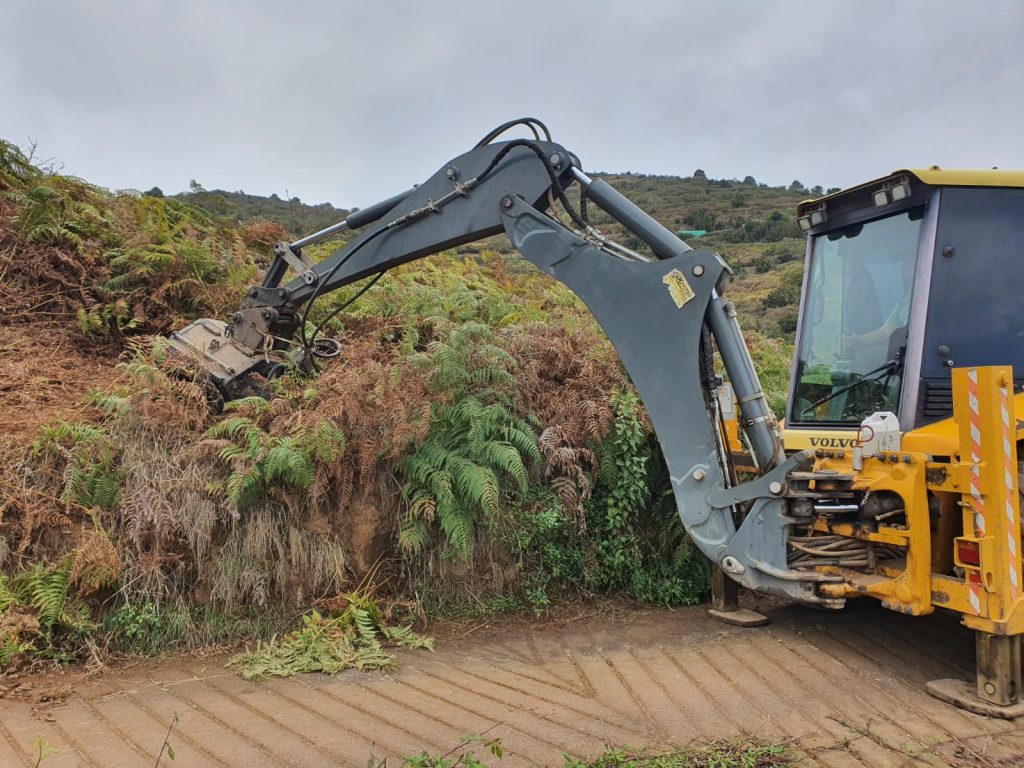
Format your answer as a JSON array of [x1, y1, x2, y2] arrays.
[[2, 0, 1022, 208]]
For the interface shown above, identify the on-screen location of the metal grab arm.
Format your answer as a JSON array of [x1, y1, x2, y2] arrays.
[[253, 140, 574, 312]]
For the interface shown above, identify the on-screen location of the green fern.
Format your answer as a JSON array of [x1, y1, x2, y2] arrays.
[[63, 464, 123, 510], [98, 271, 135, 294], [0, 139, 39, 188], [76, 303, 142, 339], [33, 421, 106, 454], [206, 411, 334, 508], [11, 560, 93, 637], [302, 422, 347, 464], [351, 607, 379, 643], [409, 321, 517, 400], [0, 561, 97, 664], [0, 574, 16, 613], [399, 319, 544, 561], [119, 357, 161, 385], [176, 239, 220, 281], [20, 563, 71, 630], [99, 243, 181, 299], [381, 624, 433, 651], [207, 415, 260, 440], [228, 593, 432, 680], [8, 174, 115, 253], [263, 438, 314, 488], [225, 396, 275, 415], [399, 516, 431, 554], [33, 421, 124, 510], [400, 395, 539, 560], [225, 465, 264, 507]]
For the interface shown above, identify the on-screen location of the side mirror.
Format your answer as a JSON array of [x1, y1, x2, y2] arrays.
[[887, 325, 909, 365]]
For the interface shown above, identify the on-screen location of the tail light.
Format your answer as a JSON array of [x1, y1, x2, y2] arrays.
[[955, 538, 981, 568]]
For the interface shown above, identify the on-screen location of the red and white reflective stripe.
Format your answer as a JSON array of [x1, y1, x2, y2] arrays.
[[967, 370, 986, 535], [967, 369, 985, 614], [968, 570, 984, 614], [1000, 380, 1020, 599]]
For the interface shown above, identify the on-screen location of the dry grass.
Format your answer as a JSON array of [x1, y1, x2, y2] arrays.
[[0, 325, 120, 445]]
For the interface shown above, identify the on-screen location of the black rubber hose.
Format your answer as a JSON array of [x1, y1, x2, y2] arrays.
[[309, 270, 385, 350], [474, 139, 588, 231], [299, 224, 392, 359], [474, 117, 550, 147]]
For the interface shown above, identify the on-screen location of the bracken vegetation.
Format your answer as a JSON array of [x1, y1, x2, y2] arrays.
[[562, 741, 792, 768], [399, 739, 792, 768], [229, 586, 433, 679], [0, 138, 801, 668]]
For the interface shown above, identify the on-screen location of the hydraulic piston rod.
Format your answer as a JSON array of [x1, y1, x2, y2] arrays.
[[290, 188, 416, 250], [572, 169, 784, 471], [706, 293, 785, 471], [572, 168, 692, 259]]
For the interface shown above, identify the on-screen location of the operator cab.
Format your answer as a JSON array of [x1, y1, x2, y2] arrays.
[[783, 168, 1024, 447]]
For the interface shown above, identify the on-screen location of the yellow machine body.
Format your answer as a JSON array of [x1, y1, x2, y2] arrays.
[[724, 167, 1024, 711], [782, 168, 1024, 634], [782, 370, 1024, 636]]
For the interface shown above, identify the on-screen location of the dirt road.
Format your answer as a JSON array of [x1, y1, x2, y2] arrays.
[[2, 600, 1022, 767]]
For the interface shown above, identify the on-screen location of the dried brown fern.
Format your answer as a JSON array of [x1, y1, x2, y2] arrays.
[[503, 322, 625, 445], [69, 526, 121, 596], [540, 426, 597, 534]]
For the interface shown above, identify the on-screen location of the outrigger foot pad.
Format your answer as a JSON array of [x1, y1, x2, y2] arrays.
[[926, 678, 1024, 719], [707, 608, 769, 628]]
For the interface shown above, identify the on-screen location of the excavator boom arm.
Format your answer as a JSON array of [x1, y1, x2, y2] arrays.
[[281, 141, 573, 304], [169, 127, 840, 606]]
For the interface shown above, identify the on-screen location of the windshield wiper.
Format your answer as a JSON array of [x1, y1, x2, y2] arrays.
[[800, 358, 900, 417]]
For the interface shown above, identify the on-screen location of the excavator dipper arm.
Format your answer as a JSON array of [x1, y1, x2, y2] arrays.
[[169, 130, 842, 606]]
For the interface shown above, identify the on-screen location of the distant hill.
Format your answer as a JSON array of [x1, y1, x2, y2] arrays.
[[150, 186, 350, 237]]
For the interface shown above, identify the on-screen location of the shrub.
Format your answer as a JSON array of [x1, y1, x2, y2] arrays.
[[586, 390, 710, 605], [684, 208, 718, 231]]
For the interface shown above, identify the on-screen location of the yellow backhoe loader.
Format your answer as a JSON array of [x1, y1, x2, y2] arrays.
[[722, 166, 1024, 716], [169, 119, 1024, 717]]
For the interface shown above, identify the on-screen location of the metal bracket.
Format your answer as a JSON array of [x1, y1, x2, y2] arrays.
[[240, 285, 291, 309], [707, 450, 814, 509], [274, 242, 318, 286], [227, 306, 277, 352]]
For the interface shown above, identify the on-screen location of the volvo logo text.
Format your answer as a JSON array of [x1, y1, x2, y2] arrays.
[[808, 437, 856, 448]]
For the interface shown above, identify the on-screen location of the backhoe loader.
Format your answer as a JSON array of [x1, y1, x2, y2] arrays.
[[169, 119, 1024, 717]]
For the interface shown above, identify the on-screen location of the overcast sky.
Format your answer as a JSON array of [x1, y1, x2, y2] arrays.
[[2, 1, 1022, 208]]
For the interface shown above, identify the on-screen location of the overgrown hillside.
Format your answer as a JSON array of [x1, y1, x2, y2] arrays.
[[0, 140, 797, 667]]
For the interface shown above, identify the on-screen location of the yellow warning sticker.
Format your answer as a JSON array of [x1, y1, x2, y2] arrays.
[[662, 268, 695, 309]]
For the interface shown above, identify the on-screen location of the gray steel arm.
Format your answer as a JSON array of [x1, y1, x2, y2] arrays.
[[246, 141, 574, 311], [500, 197, 834, 605], [170, 134, 838, 606]]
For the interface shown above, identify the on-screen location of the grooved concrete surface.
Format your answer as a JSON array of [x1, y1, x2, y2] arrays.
[[2, 602, 1024, 767]]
